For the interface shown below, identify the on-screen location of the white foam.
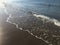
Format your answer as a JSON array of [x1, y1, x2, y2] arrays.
[[33, 13, 60, 27], [33, 14, 50, 19], [52, 19, 60, 26]]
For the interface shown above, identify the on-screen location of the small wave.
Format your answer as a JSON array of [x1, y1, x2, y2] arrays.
[[33, 13, 60, 26]]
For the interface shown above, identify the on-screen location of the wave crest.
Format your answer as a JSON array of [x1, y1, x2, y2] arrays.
[[33, 13, 60, 26]]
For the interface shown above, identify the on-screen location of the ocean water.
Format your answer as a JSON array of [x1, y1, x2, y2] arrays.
[[11, 0, 60, 21]]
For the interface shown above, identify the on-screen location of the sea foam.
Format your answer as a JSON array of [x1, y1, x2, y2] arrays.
[[33, 13, 60, 26]]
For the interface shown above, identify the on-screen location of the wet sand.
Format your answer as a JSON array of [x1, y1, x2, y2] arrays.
[[0, 11, 48, 45]]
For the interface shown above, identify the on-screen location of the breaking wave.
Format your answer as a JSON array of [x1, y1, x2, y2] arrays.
[[33, 13, 60, 26]]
